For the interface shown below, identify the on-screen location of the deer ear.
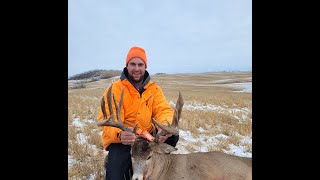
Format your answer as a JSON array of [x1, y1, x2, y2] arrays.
[[157, 143, 178, 154], [149, 142, 171, 154]]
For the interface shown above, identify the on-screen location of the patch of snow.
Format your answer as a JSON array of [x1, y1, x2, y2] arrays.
[[72, 118, 84, 128], [197, 127, 206, 133], [227, 82, 252, 93], [215, 134, 229, 139], [68, 155, 76, 169], [224, 144, 252, 158], [76, 133, 87, 144], [173, 129, 251, 158], [83, 119, 96, 124]]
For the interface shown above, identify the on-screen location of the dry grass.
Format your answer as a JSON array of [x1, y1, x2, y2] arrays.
[[68, 71, 252, 179]]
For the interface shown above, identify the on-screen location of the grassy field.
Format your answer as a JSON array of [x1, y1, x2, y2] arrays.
[[68, 71, 252, 179]]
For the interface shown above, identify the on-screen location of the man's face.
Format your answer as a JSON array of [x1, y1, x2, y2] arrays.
[[127, 58, 146, 83]]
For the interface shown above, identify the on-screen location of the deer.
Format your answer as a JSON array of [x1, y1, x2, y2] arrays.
[[97, 83, 252, 180]]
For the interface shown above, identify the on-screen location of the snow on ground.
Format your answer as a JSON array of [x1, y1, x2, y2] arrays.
[[170, 101, 250, 112], [174, 129, 252, 158], [71, 118, 103, 155], [69, 113, 251, 180], [69, 81, 252, 175], [68, 155, 76, 169], [226, 82, 252, 93], [69, 118, 251, 160], [169, 101, 251, 122], [168, 81, 251, 112], [69, 101, 252, 171]]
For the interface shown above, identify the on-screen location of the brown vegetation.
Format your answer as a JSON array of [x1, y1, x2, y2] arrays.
[[68, 71, 252, 179]]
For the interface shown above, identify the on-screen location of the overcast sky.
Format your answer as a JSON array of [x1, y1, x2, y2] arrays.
[[68, 0, 252, 77]]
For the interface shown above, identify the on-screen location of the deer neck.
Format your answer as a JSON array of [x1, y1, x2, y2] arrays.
[[148, 153, 174, 180]]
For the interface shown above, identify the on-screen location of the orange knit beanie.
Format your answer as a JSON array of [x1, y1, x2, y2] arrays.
[[126, 46, 147, 68]]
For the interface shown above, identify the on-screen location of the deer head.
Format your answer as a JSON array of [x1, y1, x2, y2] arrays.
[[131, 91, 184, 180]]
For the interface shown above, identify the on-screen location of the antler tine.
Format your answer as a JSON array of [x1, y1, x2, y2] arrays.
[[151, 124, 156, 138], [101, 96, 107, 119], [153, 91, 184, 142], [113, 93, 121, 126], [153, 118, 177, 142], [153, 118, 179, 136], [97, 84, 132, 132], [97, 116, 130, 132], [107, 84, 114, 120], [119, 88, 124, 113], [172, 90, 184, 127], [113, 88, 126, 128], [132, 122, 138, 134]]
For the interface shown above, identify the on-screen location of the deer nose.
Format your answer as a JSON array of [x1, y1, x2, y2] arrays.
[[132, 174, 143, 180]]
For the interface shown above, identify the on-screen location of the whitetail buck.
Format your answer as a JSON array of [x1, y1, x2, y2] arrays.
[[98, 83, 252, 180]]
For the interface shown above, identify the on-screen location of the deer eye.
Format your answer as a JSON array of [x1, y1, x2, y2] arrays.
[[147, 156, 151, 160]]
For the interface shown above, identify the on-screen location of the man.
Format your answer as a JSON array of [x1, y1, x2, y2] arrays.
[[98, 46, 179, 180]]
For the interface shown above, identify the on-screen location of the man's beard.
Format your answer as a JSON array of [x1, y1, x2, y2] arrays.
[[129, 74, 144, 84]]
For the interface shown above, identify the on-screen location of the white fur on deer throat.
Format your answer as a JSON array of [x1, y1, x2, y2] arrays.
[[131, 155, 152, 180]]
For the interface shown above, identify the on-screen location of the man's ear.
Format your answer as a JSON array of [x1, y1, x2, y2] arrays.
[[149, 142, 177, 154]]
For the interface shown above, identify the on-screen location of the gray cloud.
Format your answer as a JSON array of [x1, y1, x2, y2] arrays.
[[68, 0, 252, 76]]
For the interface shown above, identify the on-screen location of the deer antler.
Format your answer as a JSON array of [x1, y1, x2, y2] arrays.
[[97, 83, 137, 133], [153, 90, 184, 142]]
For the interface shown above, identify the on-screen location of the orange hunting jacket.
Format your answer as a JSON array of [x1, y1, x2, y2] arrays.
[[98, 70, 174, 150]]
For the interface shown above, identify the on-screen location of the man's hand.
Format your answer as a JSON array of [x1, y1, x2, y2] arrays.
[[120, 127, 136, 145], [157, 128, 172, 143]]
